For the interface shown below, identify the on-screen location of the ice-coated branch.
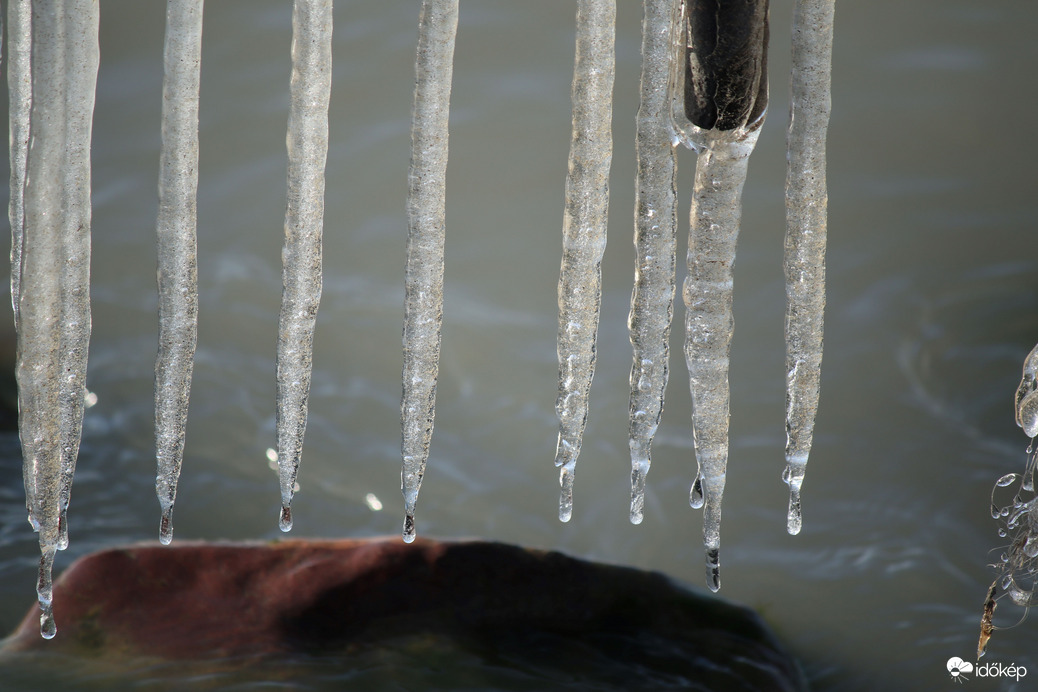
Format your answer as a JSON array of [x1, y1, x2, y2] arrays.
[[555, 0, 616, 523], [628, 0, 678, 525], [783, 0, 835, 536], [17, 0, 99, 638], [401, 0, 458, 542], [275, 0, 333, 533], [155, 0, 204, 546]]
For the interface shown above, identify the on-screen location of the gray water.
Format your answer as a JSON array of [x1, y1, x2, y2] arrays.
[[1, 1, 1037, 690]]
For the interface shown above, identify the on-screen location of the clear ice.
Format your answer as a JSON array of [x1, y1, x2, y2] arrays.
[[555, 0, 615, 522], [668, 0, 768, 590], [14, 0, 99, 637], [783, 0, 835, 536], [155, 0, 204, 545], [627, 0, 678, 526], [401, 0, 459, 542], [275, 0, 333, 532]]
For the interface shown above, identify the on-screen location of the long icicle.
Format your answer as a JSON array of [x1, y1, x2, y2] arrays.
[[669, 0, 769, 591], [783, 0, 835, 536], [555, 0, 615, 522], [275, 0, 333, 533], [17, 0, 99, 639], [400, 0, 458, 543], [628, 0, 678, 525], [155, 0, 204, 546], [7, 0, 31, 335]]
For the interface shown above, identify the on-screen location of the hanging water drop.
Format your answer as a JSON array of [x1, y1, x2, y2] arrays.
[[627, 0, 678, 526], [155, 0, 204, 545], [275, 0, 333, 532], [400, 0, 459, 541], [554, 0, 616, 522]]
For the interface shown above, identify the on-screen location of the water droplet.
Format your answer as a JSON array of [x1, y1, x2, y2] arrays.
[[992, 504, 1003, 519], [997, 473, 1019, 488], [787, 488, 803, 536], [40, 608, 56, 639], [278, 505, 293, 533], [998, 528, 1007, 537], [689, 475, 704, 509], [402, 513, 416, 543], [159, 510, 174, 545], [705, 547, 720, 592]]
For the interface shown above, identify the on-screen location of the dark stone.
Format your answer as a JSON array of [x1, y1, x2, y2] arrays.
[[1, 538, 806, 690], [684, 0, 770, 131]]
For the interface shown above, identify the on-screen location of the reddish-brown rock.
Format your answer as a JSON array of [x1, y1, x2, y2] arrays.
[[2, 538, 806, 690]]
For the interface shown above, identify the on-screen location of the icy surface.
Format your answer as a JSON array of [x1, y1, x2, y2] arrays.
[[627, 0, 677, 525], [16, 0, 99, 637], [783, 0, 835, 536], [155, 0, 204, 545], [276, 0, 333, 533], [401, 0, 458, 542], [555, 0, 615, 522]]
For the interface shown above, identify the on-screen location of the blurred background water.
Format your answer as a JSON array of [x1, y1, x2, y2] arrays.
[[0, 0, 1037, 689]]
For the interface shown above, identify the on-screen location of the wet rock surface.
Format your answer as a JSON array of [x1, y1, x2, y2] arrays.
[[2, 538, 806, 691]]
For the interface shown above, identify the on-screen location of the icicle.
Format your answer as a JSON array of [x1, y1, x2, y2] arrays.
[[669, 0, 769, 591], [275, 0, 333, 533], [155, 0, 204, 546], [783, 0, 835, 536], [7, 0, 31, 335], [627, 0, 677, 526], [555, 0, 615, 523], [400, 0, 458, 543], [16, 0, 99, 638]]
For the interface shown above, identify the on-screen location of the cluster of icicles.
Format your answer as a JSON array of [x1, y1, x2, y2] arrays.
[[979, 343, 1038, 658], [4, 0, 834, 638]]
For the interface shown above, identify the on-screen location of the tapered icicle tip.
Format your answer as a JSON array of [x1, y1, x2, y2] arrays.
[[783, 460, 806, 535], [558, 460, 576, 523], [689, 474, 705, 509], [159, 508, 174, 545], [705, 546, 721, 592], [37, 546, 57, 639], [630, 460, 648, 525], [279, 505, 293, 533], [402, 513, 416, 543]]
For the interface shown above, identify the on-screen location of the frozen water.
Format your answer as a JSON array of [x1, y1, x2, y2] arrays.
[[401, 0, 459, 541], [16, 0, 99, 637], [627, 0, 677, 525], [276, 0, 333, 531], [155, 0, 204, 544], [554, 0, 615, 521], [783, 0, 836, 535]]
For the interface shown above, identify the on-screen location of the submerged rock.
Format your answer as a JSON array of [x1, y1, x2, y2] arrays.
[[2, 538, 806, 690]]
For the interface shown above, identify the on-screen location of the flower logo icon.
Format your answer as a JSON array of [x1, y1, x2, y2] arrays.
[[947, 657, 974, 682]]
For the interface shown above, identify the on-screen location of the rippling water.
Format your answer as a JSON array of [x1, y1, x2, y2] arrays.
[[1, 0, 1037, 689]]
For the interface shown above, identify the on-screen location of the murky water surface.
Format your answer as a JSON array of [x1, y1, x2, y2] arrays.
[[1, 1, 1037, 689]]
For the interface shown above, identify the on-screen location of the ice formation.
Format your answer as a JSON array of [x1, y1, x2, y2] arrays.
[[275, 0, 333, 533], [979, 342, 1038, 657], [783, 0, 835, 536], [668, 0, 769, 591], [11, 0, 99, 639], [155, 0, 204, 545], [554, 0, 616, 523], [400, 0, 459, 542], [627, 0, 678, 526]]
